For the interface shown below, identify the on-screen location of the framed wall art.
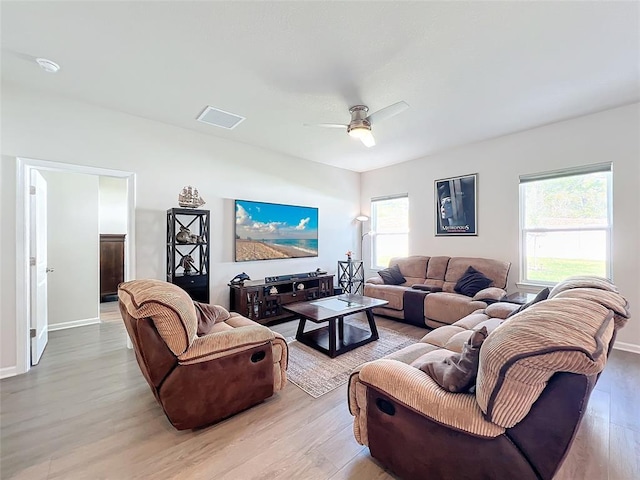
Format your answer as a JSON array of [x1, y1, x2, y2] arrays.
[[235, 199, 319, 261], [435, 173, 477, 236]]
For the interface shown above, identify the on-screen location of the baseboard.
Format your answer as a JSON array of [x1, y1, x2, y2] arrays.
[[613, 341, 640, 355], [0, 366, 18, 379], [48, 317, 100, 332]]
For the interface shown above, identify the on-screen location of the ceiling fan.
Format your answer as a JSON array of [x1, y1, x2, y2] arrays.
[[305, 101, 409, 148]]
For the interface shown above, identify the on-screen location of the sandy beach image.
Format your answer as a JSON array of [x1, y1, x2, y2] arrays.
[[236, 239, 316, 261]]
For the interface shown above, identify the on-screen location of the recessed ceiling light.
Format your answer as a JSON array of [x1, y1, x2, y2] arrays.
[[35, 58, 60, 73]]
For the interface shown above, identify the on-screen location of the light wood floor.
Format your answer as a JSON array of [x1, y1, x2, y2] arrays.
[[1, 309, 638, 480]]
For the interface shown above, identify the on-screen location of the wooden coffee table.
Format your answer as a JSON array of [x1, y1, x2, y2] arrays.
[[282, 294, 388, 358]]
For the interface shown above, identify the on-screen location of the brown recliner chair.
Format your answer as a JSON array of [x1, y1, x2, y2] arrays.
[[118, 279, 288, 430], [349, 276, 629, 480]]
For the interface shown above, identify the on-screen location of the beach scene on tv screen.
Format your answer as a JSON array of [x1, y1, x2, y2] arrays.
[[235, 200, 319, 261]]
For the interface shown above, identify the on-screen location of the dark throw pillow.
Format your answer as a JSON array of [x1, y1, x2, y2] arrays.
[[506, 287, 550, 318], [420, 326, 488, 393], [378, 264, 406, 285], [454, 266, 493, 297]]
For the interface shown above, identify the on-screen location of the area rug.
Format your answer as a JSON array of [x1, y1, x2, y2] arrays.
[[286, 319, 423, 398]]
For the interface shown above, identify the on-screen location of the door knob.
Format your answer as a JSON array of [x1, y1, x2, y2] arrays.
[[46, 267, 54, 273]]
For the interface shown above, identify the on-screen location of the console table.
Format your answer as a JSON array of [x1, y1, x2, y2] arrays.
[[229, 274, 334, 325]]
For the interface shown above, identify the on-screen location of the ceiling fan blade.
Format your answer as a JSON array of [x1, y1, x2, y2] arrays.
[[365, 101, 409, 124], [303, 123, 348, 129], [361, 132, 376, 148]]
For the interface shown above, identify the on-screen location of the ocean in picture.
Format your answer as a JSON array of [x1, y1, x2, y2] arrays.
[[262, 238, 318, 254]]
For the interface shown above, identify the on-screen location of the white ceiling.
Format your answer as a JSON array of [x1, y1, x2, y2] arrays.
[[2, 1, 638, 172]]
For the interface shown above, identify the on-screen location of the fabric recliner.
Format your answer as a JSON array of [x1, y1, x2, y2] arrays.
[[118, 279, 288, 430], [349, 276, 629, 480]]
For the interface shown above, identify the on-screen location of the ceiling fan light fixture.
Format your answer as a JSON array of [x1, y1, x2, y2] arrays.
[[347, 124, 370, 139]]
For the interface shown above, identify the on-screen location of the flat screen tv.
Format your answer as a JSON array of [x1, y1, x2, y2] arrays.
[[235, 199, 319, 262]]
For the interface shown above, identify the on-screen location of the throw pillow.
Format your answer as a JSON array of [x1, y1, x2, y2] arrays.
[[378, 264, 406, 285], [506, 287, 550, 318], [454, 266, 493, 297], [194, 302, 231, 336], [420, 326, 488, 393]]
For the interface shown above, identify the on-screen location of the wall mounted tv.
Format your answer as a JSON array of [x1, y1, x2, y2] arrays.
[[235, 200, 319, 262]]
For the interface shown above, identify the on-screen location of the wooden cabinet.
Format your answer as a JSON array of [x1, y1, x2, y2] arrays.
[[166, 208, 210, 303], [230, 275, 334, 325], [100, 234, 125, 301]]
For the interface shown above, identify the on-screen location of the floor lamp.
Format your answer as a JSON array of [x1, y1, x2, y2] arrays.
[[356, 215, 371, 263]]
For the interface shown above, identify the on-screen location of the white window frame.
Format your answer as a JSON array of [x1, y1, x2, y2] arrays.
[[518, 163, 613, 287], [371, 194, 409, 270]]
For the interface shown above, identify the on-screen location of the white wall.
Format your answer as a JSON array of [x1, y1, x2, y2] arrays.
[[0, 83, 361, 370], [99, 176, 127, 234], [361, 103, 640, 351], [40, 170, 100, 328]]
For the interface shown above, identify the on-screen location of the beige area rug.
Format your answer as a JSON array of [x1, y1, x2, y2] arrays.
[[286, 318, 423, 398]]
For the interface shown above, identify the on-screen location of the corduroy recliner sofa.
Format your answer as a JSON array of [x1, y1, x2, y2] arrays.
[[364, 255, 511, 328], [118, 279, 288, 430], [349, 276, 629, 480]]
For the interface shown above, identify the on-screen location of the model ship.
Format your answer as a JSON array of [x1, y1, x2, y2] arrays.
[[178, 186, 206, 208]]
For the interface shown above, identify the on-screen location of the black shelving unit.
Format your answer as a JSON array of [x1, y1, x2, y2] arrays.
[[337, 259, 364, 295], [166, 208, 210, 302]]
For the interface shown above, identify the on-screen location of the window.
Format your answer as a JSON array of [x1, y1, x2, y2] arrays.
[[371, 195, 409, 269], [519, 163, 612, 285]]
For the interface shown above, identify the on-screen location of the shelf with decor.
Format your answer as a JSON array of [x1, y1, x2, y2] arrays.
[[229, 274, 334, 325], [166, 208, 210, 302], [337, 259, 364, 295]]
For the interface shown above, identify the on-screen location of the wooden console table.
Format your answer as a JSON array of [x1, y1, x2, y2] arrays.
[[229, 274, 334, 325]]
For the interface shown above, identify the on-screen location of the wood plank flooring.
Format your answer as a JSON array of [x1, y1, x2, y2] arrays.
[[1, 309, 638, 479]]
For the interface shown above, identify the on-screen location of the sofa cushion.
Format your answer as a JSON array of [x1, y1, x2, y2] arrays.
[[118, 279, 198, 356], [419, 326, 488, 393], [549, 275, 618, 298], [364, 284, 406, 310], [444, 257, 511, 292], [475, 297, 615, 428], [454, 266, 493, 297], [391, 255, 429, 279], [506, 287, 550, 318], [378, 264, 407, 285], [424, 292, 488, 325]]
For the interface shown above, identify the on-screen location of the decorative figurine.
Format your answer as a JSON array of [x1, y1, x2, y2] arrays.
[[229, 272, 251, 286], [178, 186, 206, 208], [179, 254, 196, 275], [346, 250, 353, 261], [297, 283, 305, 291], [269, 286, 278, 295], [176, 226, 192, 244]]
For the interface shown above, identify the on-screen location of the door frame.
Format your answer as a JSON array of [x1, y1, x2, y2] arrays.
[[15, 157, 136, 375]]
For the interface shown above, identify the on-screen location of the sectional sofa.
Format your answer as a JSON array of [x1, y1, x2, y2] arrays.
[[349, 276, 630, 480], [364, 255, 511, 328]]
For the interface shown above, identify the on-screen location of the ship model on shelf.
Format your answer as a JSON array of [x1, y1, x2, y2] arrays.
[[178, 185, 206, 209]]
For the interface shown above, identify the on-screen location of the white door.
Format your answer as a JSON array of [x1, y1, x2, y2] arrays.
[[30, 170, 49, 365]]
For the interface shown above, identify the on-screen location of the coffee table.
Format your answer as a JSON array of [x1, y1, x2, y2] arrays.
[[282, 294, 388, 358]]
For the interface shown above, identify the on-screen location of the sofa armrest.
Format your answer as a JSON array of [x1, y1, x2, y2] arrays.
[[472, 287, 507, 302], [178, 325, 275, 364], [366, 276, 384, 285], [484, 302, 520, 319], [353, 359, 504, 438]]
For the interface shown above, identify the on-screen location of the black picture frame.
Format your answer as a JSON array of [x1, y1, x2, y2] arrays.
[[435, 174, 477, 236]]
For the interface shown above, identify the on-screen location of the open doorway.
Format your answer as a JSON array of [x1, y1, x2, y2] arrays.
[[15, 158, 135, 374]]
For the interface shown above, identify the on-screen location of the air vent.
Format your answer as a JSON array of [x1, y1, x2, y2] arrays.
[[196, 106, 245, 130]]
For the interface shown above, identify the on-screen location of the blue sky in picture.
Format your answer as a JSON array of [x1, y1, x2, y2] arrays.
[[236, 200, 318, 241]]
